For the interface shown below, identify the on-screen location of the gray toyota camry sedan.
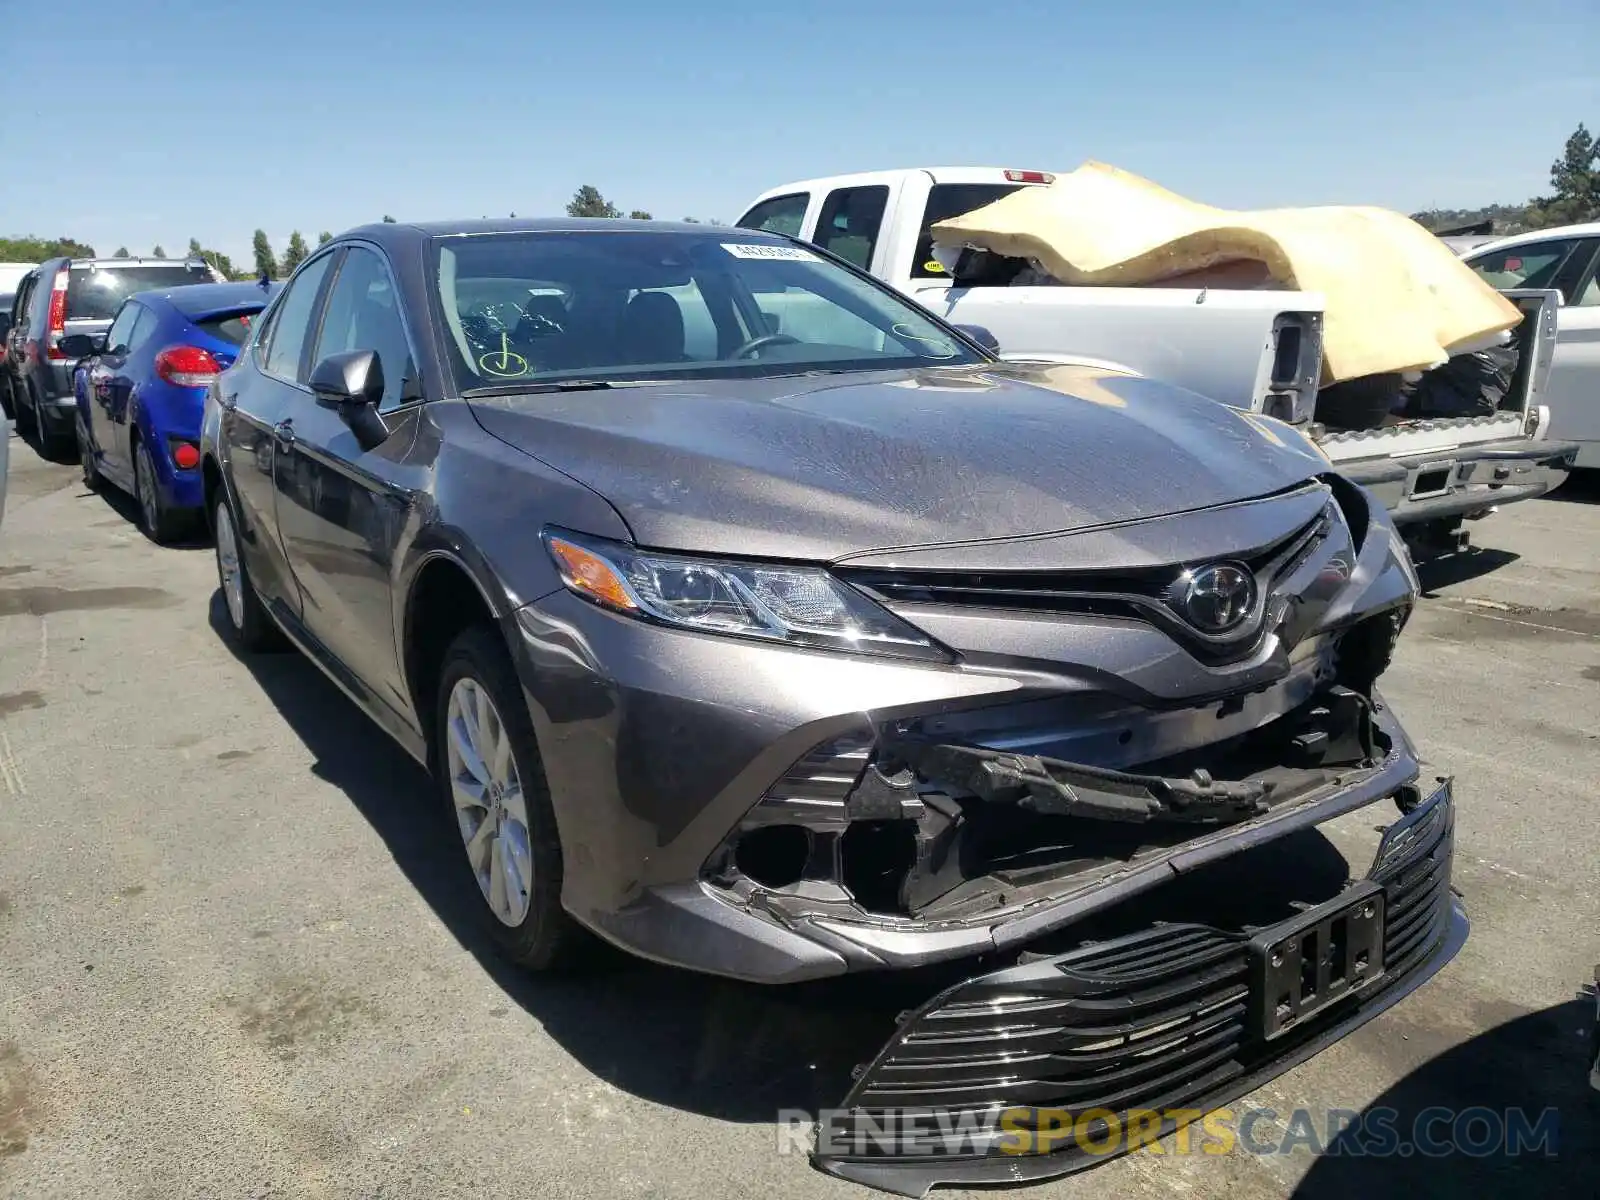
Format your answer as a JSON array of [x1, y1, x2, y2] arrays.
[[200, 219, 1463, 1194]]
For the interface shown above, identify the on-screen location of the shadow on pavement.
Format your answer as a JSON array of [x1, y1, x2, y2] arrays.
[[1415, 547, 1519, 596], [1544, 468, 1599, 505], [87, 479, 210, 550], [1292, 997, 1596, 1200]]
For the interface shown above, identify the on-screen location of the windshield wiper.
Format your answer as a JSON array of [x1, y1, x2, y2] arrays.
[[460, 380, 617, 398]]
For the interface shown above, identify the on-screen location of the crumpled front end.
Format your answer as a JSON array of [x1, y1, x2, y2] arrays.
[[812, 778, 1464, 1196], [689, 473, 1425, 975]]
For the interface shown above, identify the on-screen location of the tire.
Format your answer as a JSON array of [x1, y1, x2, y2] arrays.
[[1314, 373, 1403, 432], [0, 375, 14, 422], [212, 491, 286, 652], [14, 382, 36, 440], [434, 624, 579, 971], [134, 438, 187, 543], [77, 412, 100, 491]]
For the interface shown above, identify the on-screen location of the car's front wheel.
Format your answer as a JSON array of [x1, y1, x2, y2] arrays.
[[213, 492, 284, 652], [435, 625, 577, 970]]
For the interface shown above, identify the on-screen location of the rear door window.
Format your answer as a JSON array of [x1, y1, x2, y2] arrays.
[[909, 183, 1022, 279], [103, 303, 141, 355], [127, 305, 161, 354], [736, 193, 809, 238], [812, 186, 889, 271], [67, 263, 216, 320]]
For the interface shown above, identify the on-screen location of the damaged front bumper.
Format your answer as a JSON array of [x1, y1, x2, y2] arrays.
[[814, 776, 1464, 1197], [629, 691, 1424, 982]]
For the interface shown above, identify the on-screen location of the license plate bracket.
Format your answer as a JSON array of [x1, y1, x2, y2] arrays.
[[1250, 881, 1385, 1040]]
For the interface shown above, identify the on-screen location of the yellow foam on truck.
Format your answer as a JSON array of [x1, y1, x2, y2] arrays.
[[930, 162, 1522, 385]]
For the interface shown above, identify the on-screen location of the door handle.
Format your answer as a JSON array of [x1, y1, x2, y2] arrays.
[[272, 419, 295, 449]]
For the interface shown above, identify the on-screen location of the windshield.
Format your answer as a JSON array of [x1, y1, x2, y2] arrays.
[[433, 230, 985, 390]]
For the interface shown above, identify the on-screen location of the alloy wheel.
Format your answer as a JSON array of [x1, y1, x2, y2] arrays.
[[445, 676, 533, 927], [214, 501, 246, 631]]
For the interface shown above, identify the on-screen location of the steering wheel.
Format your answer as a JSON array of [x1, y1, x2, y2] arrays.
[[730, 332, 802, 360]]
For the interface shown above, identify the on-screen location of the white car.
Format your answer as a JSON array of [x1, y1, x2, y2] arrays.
[[1462, 224, 1600, 469]]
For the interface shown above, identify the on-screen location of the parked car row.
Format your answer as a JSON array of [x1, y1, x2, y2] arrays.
[[1, 256, 222, 459], [2, 215, 1467, 1192]]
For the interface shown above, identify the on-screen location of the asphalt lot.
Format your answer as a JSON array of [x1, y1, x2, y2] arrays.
[[1, 430, 1596, 1199]]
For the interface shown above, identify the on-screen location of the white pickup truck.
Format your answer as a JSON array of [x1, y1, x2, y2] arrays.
[[736, 168, 1576, 549]]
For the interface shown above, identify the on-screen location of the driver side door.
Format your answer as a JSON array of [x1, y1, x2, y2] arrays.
[[86, 302, 141, 489], [275, 243, 423, 717]]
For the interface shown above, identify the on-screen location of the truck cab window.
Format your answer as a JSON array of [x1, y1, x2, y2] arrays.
[[910, 184, 1021, 279], [736, 193, 808, 238], [813, 186, 889, 271]]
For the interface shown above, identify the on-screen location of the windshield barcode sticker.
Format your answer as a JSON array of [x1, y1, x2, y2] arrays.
[[721, 243, 818, 262]]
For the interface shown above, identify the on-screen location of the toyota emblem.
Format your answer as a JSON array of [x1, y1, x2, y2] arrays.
[[1176, 562, 1257, 634]]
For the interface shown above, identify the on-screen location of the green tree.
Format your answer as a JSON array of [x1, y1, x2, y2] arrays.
[[188, 237, 203, 257], [566, 185, 621, 218], [251, 229, 277, 279], [113, 246, 130, 258], [682, 217, 700, 223], [281, 230, 309, 275], [202, 248, 236, 277], [317, 230, 333, 244], [382, 214, 397, 223], [0, 236, 95, 259], [628, 209, 652, 220], [1529, 122, 1600, 227], [151, 244, 167, 258]]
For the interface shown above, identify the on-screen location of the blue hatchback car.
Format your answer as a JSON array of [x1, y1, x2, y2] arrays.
[[69, 281, 279, 541]]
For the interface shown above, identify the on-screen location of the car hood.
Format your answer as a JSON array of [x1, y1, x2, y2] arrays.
[[467, 364, 1330, 563]]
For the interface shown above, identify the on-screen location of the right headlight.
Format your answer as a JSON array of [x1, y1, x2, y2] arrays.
[[542, 528, 951, 662]]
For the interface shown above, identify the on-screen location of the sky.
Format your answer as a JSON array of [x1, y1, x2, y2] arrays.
[[2, 0, 1595, 267]]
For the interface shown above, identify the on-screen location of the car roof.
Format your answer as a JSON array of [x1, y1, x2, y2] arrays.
[[339, 218, 775, 240], [1467, 221, 1600, 256], [137, 280, 279, 319]]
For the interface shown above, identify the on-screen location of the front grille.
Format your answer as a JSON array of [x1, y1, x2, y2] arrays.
[[856, 927, 1250, 1118], [1372, 795, 1454, 979], [829, 786, 1455, 1163], [836, 506, 1335, 665]]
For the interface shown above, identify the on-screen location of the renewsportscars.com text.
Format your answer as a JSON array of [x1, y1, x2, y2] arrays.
[[778, 1105, 1561, 1160]]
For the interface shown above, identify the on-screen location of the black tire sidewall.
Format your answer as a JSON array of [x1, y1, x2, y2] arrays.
[[433, 624, 572, 969], [77, 413, 98, 487], [136, 442, 166, 540]]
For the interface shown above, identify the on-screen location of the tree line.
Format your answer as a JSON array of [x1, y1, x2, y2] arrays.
[[1, 186, 723, 282], [21, 125, 1589, 282], [1412, 120, 1599, 235]]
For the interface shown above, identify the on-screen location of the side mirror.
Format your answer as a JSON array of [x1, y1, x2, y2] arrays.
[[309, 349, 389, 450], [59, 333, 104, 358], [952, 323, 1000, 354]]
